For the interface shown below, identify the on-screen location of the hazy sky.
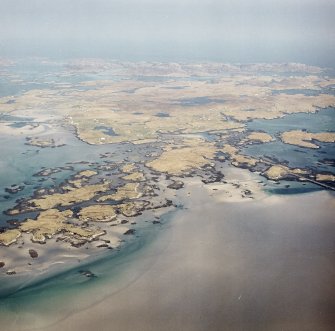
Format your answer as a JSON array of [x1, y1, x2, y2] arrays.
[[0, 0, 334, 65]]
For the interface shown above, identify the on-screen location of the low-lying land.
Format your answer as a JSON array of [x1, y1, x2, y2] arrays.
[[1, 60, 335, 281], [280, 130, 335, 148]]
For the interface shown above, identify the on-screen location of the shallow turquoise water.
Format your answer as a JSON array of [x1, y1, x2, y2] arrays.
[[0, 126, 161, 225], [1, 62, 334, 324], [0, 208, 176, 330], [0, 131, 118, 224]]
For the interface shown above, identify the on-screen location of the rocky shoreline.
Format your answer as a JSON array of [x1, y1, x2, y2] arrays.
[[1, 60, 335, 294]]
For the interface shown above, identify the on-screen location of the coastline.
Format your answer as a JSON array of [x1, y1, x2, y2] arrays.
[[1, 169, 334, 331]]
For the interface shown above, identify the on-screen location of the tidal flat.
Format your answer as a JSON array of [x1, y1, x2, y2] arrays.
[[1, 172, 334, 331], [0, 59, 335, 331]]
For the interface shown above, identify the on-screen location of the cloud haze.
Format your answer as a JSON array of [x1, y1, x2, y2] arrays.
[[0, 0, 334, 65]]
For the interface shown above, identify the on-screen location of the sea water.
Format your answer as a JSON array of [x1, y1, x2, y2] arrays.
[[0, 207, 178, 330], [1, 63, 334, 324], [242, 107, 335, 194]]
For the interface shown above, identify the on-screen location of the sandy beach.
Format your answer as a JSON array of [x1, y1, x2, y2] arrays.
[[1, 169, 334, 331]]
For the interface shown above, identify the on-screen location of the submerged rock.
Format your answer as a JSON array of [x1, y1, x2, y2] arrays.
[[79, 270, 97, 278], [96, 243, 109, 248], [5, 185, 24, 194], [124, 229, 136, 235]]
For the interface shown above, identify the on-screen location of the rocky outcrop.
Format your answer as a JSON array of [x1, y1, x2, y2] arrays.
[[124, 229, 135, 235], [28, 249, 39, 258], [167, 180, 184, 190]]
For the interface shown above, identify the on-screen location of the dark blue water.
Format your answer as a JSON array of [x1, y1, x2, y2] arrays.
[[243, 107, 335, 174], [247, 107, 335, 133]]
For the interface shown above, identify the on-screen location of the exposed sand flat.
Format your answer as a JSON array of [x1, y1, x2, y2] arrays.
[[45, 187, 335, 331], [2, 176, 334, 331], [0, 123, 48, 136], [205, 179, 267, 202], [0, 60, 334, 331], [0, 232, 93, 295]]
